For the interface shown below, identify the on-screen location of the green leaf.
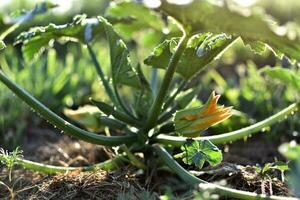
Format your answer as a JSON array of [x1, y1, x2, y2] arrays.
[[260, 161, 289, 174], [144, 33, 236, 79], [98, 17, 142, 88], [0, 40, 5, 50], [181, 139, 222, 169], [261, 163, 272, 174], [105, 1, 164, 38], [270, 161, 289, 172], [245, 40, 267, 55], [15, 14, 104, 62], [159, 0, 300, 61], [261, 67, 300, 92], [16, 15, 142, 88]]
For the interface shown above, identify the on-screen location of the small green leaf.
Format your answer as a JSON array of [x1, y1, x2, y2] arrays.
[[181, 139, 222, 169], [270, 161, 289, 172], [105, 1, 164, 38], [261, 67, 300, 92], [145, 33, 236, 79], [0, 40, 5, 50], [261, 163, 272, 174], [15, 15, 104, 62], [159, 0, 300, 61]]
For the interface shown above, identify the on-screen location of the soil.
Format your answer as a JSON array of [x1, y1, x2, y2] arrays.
[[0, 126, 295, 200]]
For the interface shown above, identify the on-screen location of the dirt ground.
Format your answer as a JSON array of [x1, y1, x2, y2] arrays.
[[0, 126, 294, 199]]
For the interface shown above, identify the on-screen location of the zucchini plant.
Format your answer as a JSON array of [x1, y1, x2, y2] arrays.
[[0, 1, 299, 199]]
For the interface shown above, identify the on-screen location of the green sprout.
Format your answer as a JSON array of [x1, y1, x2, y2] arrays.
[[0, 147, 23, 181]]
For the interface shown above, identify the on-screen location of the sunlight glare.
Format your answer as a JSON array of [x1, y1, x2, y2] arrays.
[[143, 0, 161, 8], [50, 0, 73, 12], [233, 0, 257, 7], [167, 0, 193, 5]]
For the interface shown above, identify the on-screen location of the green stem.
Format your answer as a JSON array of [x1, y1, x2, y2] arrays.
[[91, 99, 141, 127], [113, 84, 138, 120], [98, 116, 126, 130], [0, 23, 20, 41], [120, 145, 146, 170], [0, 69, 137, 146], [150, 68, 158, 95], [142, 34, 189, 134], [157, 106, 177, 124], [162, 80, 187, 111], [86, 44, 119, 107], [0, 155, 126, 174], [154, 103, 298, 146], [154, 144, 297, 200]]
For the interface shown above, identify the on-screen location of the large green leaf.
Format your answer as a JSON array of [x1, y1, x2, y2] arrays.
[[181, 139, 222, 169], [159, 0, 300, 61], [16, 15, 141, 88], [261, 67, 300, 92], [105, 1, 164, 38], [15, 14, 104, 62], [98, 17, 141, 88], [144, 33, 236, 79]]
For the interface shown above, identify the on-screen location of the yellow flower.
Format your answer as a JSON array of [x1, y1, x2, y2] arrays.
[[175, 91, 232, 137]]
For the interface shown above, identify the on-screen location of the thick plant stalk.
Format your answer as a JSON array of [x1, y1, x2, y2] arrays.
[[142, 34, 189, 135], [154, 103, 298, 146], [0, 155, 126, 174], [0, 69, 137, 146], [154, 144, 298, 200]]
